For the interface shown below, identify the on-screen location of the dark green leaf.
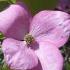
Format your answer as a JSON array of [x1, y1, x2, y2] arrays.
[[0, 48, 4, 65], [24, 0, 58, 14], [65, 62, 70, 70], [0, 1, 9, 11], [0, 0, 7, 1]]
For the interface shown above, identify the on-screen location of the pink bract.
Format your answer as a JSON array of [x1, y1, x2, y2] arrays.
[[30, 10, 70, 48], [2, 38, 38, 70], [0, 3, 31, 40], [2, 38, 63, 70]]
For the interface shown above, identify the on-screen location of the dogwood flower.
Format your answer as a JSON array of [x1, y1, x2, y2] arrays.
[[0, 2, 70, 70]]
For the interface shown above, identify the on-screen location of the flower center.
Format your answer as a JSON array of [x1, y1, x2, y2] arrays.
[[24, 34, 35, 45]]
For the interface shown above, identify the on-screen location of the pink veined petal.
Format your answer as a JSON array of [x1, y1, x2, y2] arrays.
[[30, 10, 70, 48], [35, 29, 68, 48], [33, 41, 63, 70], [2, 38, 38, 70], [0, 3, 32, 40]]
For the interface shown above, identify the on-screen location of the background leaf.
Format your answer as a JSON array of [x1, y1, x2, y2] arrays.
[[24, 0, 58, 14], [0, 1, 9, 11]]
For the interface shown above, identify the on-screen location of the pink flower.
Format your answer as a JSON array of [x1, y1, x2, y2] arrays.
[[1, 2, 70, 70]]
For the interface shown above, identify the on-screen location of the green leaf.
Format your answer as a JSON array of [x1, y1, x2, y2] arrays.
[[64, 62, 70, 70], [8, 0, 16, 4], [11, 0, 16, 3], [0, 0, 7, 1], [2, 63, 9, 70], [66, 63, 70, 70], [0, 48, 4, 65], [0, 1, 9, 11], [24, 0, 58, 15], [0, 33, 5, 41], [0, 0, 16, 4], [0, 65, 3, 70]]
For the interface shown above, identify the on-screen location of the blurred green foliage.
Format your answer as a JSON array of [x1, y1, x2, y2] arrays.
[[24, 0, 58, 14], [65, 62, 70, 70], [0, 1, 9, 11], [0, 0, 70, 70]]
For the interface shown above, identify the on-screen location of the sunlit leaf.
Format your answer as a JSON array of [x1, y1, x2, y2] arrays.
[[11, 0, 16, 3], [0, 33, 5, 41], [8, 0, 16, 4]]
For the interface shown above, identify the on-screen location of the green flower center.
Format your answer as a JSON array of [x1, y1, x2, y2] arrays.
[[24, 34, 34, 45]]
